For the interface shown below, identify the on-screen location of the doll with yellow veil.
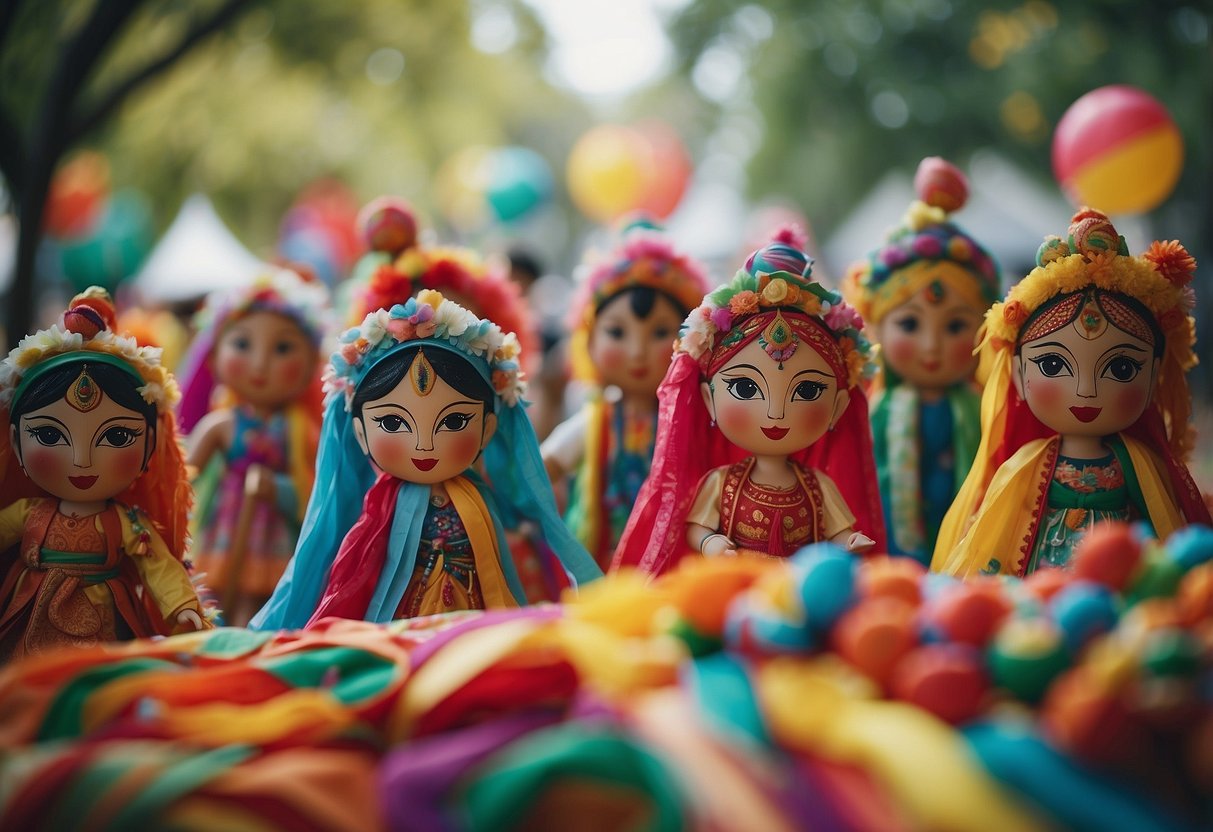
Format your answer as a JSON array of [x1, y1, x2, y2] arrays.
[[542, 220, 710, 570], [0, 290, 208, 660], [844, 158, 1000, 564], [933, 209, 1211, 578]]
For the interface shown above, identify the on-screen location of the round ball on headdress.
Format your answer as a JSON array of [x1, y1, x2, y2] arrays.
[[63, 287, 116, 339], [913, 157, 968, 213], [357, 196, 418, 256], [1067, 210, 1121, 259], [744, 228, 813, 279], [617, 212, 663, 235], [1035, 235, 1071, 268]]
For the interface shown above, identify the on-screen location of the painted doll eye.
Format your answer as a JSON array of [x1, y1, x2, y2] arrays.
[[724, 378, 763, 400], [946, 318, 971, 335], [606, 326, 626, 340], [372, 415, 410, 433], [25, 425, 67, 446], [1103, 355, 1143, 382], [232, 335, 251, 351], [438, 413, 474, 432], [275, 340, 296, 355], [98, 426, 142, 448], [1029, 354, 1072, 378], [895, 316, 919, 334], [791, 381, 827, 402], [653, 327, 673, 340]]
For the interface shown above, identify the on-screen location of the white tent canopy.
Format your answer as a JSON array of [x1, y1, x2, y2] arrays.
[[132, 194, 267, 303]]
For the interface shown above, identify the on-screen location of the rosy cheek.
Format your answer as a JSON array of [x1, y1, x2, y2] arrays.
[[716, 401, 755, 443], [592, 341, 626, 372], [105, 446, 145, 491], [445, 431, 481, 466], [1024, 376, 1063, 412], [884, 337, 917, 373], [24, 448, 64, 481], [1114, 384, 1149, 418], [217, 353, 247, 383], [277, 356, 305, 385], [368, 435, 409, 472], [948, 338, 977, 375], [798, 405, 831, 442]]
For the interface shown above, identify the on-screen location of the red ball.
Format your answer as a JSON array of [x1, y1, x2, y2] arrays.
[[832, 596, 919, 688], [1072, 522, 1143, 591], [913, 157, 968, 213], [891, 644, 988, 725], [1024, 567, 1074, 603], [925, 580, 1014, 648], [357, 196, 418, 255]]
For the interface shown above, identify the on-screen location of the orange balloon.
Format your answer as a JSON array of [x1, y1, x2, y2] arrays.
[[566, 125, 652, 223], [634, 121, 691, 219]]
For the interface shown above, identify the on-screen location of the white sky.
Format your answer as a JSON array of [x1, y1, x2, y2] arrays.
[[520, 0, 691, 97]]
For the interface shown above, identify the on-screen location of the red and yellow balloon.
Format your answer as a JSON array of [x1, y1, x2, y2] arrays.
[[566, 122, 691, 223], [1052, 85, 1183, 216]]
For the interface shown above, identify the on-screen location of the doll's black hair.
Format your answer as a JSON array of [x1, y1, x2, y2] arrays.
[[595, 286, 689, 322], [9, 360, 158, 467], [351, 345, 495, 417]]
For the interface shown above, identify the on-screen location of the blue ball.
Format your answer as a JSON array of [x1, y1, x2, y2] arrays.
[[1050, 581, 1120, 655], [794, 546, 858, 633], [1165, 524, 1213, 570]]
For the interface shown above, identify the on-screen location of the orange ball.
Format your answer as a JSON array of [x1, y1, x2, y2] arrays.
[[1024, 567, 1074, 603], [926, 580, 1014, 647], [858, 556, 925, 607], [1042, 667, 1144, 765], [1072, 522, 1142, 591], [891, 645, 989, 725], [832, 597, 919, 688], [1176, 563, 1213, 628]]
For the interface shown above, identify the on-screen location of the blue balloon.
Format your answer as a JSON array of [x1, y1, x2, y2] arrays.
[[58, 189, 153, 293], [485, 147, 554, 223]]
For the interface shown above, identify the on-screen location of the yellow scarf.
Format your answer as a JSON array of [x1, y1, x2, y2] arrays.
[[446, 476, 518, 609]]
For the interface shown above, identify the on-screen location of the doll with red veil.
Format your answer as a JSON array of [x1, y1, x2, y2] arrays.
[[613, 231, 885, 576]]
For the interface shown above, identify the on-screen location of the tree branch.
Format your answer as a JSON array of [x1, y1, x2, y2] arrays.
[[0, 103, 26, 202], [67, 0, 254, 145]]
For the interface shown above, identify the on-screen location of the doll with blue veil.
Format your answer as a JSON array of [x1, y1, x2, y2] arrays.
[[251, 290, 602, 630]]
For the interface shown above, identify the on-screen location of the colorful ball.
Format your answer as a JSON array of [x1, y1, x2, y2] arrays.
[[794, 545, 859, 633], [988, 617, 1071, 704], [1072, 522, 1143, 591], [1126, 552, 1186, 605], [913, 157, 968, 212], [890, 644, 989, 725], [1140, 628, 1202, 678], [1066, 214, 1121, 259], [832, 597, 918, 688], [1052, 85, 1183, 215], [858, 557, 925, 607], [925, 580, 1014, 648], [1176, 564, 1213, 627], [1051, 581, 1120, 655], [1035, 235, 1071, 268], [357, 197, 418, 255], [1023, 567, 1074, 603], [1166, 525, 1213, 570]]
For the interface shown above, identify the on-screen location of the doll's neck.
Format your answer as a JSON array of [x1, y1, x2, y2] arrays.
[[748, 454, 797, 488], [1058, 434, 1109, 460], [57, 498, 108, 517], [238, 401, 287, 421], [617, 390, 658, 416]]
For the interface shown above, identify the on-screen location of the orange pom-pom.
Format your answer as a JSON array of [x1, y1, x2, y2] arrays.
[[913, 157, 968, 213], [1143, 240, 1196, 287]]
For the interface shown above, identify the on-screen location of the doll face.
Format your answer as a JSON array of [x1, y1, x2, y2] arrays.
[[1014, 302, 1157, 441], [213, 311, 317, 411], [14, 392, 149, 502], [701, 336, 849, 457], [876, 279, 982, 394], [589, 292, 683, 399], [353, 366, 498, 485]]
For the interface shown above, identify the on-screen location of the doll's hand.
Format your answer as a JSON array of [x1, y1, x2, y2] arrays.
[[701, 534, 738, 558], [244, 464, 276, 501], [845, 531, 876, 553], [174, 608, 203, 633]]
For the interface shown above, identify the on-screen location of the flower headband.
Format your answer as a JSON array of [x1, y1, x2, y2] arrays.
[[195, 267, 330, 345], [845, 158, 999, 324], [0, 289, 178, 410], [986, 208, 1197, 351], [324, 289, 525, 409], [571, 224, 710, 330], [677, 237, 873, 389]]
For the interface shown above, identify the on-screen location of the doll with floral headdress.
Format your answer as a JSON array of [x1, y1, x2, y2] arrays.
[[542, 220, 710, 569], [933, 209, 1212, 577], [613, 232, 885, 575], [250, 290, 601, 630], [844, 158, 1000, 565], [0, 289, 208, 660], [176, 268, 329, 624]]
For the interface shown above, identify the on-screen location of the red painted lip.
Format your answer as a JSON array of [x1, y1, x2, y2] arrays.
[[69, 475, 98, 490], [761, 426, 789, 440], [1070, 406, 1102, 423], [920, 360, 941, 371], [629, 368, 648, 379], [412, 458, 439, 471]]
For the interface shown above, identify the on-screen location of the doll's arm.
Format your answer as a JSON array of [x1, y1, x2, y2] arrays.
[[686, 469, 735, 556], [540, 409, 588, 484], [185, 409, 234, 473], [829, 528, 876, 553], [688, 523, 737, 557], [122, 508, 210, 633]]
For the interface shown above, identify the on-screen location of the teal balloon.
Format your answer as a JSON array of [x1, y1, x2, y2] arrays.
[[485, 147, 553, 223], [59, 190, 153, 293]]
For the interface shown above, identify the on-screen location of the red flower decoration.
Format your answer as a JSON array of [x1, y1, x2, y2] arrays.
[[1158, 307, 1186, 331], [1143, 240, 1196, 287]]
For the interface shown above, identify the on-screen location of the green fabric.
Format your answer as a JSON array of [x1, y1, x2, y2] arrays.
[[46, 748, 135, 832], [39, 658, 177, 741], [194, 627, 276, 659], [39, 551, 105, 565], [105, 744, 254, 831], [258, 645, 399, 705], [687, 652, 768, 745], [1107, 435, 1150, 522], [1047, 482, 1128, 510], [460, 724, 685, 832]]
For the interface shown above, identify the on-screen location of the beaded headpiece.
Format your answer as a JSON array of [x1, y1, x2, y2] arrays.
[[193, 267, 330, 345]]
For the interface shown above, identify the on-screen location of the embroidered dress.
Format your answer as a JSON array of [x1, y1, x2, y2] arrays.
[[192, 407, 297, 596], [397, 496, 483, 618], [0, 499, 201, 660], [1026, 451, 1135, 573], [688, 460, 856, 558]]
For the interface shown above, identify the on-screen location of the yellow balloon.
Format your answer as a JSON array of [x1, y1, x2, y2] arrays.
[[566, 125, 652, 223], [434, 146, 492, 230]]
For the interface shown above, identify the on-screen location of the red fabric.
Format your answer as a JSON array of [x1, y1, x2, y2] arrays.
[[307, 474, 402, 626]]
